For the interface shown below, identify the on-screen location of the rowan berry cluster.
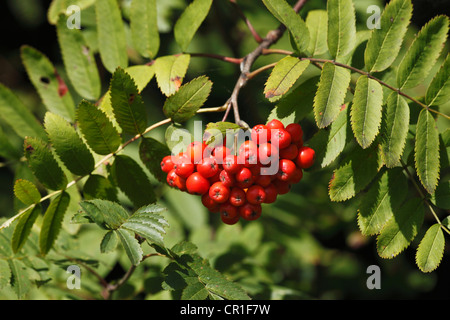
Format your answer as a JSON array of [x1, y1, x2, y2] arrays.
[[160, 119, 315, 225]]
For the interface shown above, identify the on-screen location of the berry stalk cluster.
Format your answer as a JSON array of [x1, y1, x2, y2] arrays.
[[160, 119, 315, 225]]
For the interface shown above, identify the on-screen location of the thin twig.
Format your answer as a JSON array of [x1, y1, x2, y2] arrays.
[[189, 52, 243, 64], [229, 0, 263, 43]]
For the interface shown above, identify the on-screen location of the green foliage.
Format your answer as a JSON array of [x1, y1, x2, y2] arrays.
[[0, 0, 448, 301]]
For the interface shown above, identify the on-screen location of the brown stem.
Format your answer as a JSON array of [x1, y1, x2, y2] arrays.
[[189, 53, 243, 64], [229, 0, 263, 43]]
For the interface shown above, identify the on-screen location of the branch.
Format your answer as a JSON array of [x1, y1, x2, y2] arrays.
[[229, 0, 263, 43]]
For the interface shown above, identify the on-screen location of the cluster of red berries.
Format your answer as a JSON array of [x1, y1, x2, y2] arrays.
[[160, 119, 315, 225]]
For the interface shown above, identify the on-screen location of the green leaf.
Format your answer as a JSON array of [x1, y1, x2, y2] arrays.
[[165, 123, 194, 153], [357, 168, 408, 236], [377, 198, 424, 259], [264, 57, 310, 102], [139, 137, 171, 182], [56, 14, 101, 100], [116, 228, 143, 266], [203, 122, 243, 146], [397, 15, 449, 89], [0, 84, 47, 141], [95, 0, 128, 73], [431, 180, 450, 209], [79, 199, 129, 230], [48, 0, 96, 25], [380, 92, 410, 168], [121, 204, 169, 247], [182, 281, 209, 300], [174, 0, 212, 52], [154, 54, 191, 96], [111, 155, 156, 207], [11, 204, 41, 254], [313, 62, 351, 128], [125, 65, 155, 92], [163, 75, 212, 123], [306, 10, 328, 56], [77, 100, 122, 155], [39, 191, 71, 255], [83, 174, 118, 202], [350, 75, 384, 149], [416, 224, 445, 272], [7, 259, 31, 299], [109, 68, 148, 135], [130, 0, 160, 59], [364, 0, 412, 73], [415, 109, 440, 194], [14, 179, 41, 206], [20, 45, 75, 122], [267, 76, 319, 126], [100, 230, 119, 253], [425, 53, 450, 106], [329, 145, 381, 202], [308, 103, 349, 168], [44, 112, 95, 176], [0, 259, 10, 289], [327, 0, 356, 63], [24, 137, 67, 191], [261, 0, 310, 55]]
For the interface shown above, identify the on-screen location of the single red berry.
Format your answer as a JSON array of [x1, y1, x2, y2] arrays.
[[235, 167, 254, 188], [209, 181, 230, 203], [229, 187, 246, 207], [251, 124, 269, 145], [289, 167, 303, 184], [186, 141, 206, 164], [263, 183, 278, 203], [174, 160, 195, 179], [255, 174, 273, 187], [296, 146, 315, 169], [285, 123, 303, 142], [279, 144, 298, 160], [160, 155, 174, 173], [197, 157, 219, 178], [238, 140, 258, 167], [246, 185, 266, 205], [219, 169, 235, 188], [166, 169, 186, 191], [273, 179, 291, 195], [220, 203, 240, 225], [266, 119, 285, 131], [186, 172, 210, 195], [239, 203, 262, 221], [201, 193, 220, 212], [212, 145, 231, 164], [276, 159, 297, 181], [222, 154, 242, 174], [270, 129, 292, 150], [258, 142, 279, 165]]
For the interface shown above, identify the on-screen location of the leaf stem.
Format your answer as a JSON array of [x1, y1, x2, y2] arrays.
[[189, 53, 243, 64], [229, 0, 263, 43]]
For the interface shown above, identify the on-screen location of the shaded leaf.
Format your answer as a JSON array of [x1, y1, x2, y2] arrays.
[[264, 57, 310, 102], [116, 228, 143, 266], [77, 100, 122, 155], [100, 230, 119, 253], [377, 198, 424, 259], [174, 0, 212, 51], [415, 109, 440, 194], [431, 180, 450, 209], [139, 137, 171, 182], [425, 53, 450, 106], [79, 199, 129, 230], [8, 259, 31, 299], [44, 112, 95, 176], [163, 75, 212, 123], [83, 174, 118, 202], [11, 204, 42, 254], [327, 0, 356, 63], [24, 137, 67, 191], [397, 15, 449, 89], [130, 0, 159, 59], [14, 179, 41, 206], [313, 62, 351, 128], [39, 191, 71, 255]]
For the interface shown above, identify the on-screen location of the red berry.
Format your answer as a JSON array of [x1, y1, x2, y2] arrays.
[[166, 169, 186, 191], [220, 203, 240, 225], [174, 160, 195, 178], [222, 154, 242, 174], [266, 119, 285, 131], [238, 140, 258, 167], [273, 179, 291, 195], [160, 155, 174, 173], [255, 174, 272, 187], [263, 183, 278, 203], [186, 141, 206, 164], [197, 157, 219, 178], [276, 159, 297, 182], [251, 124, 269, 145], [201, 193, 220, 212], [296, 146, 315, 169], [246, 185, 266, 205], [212, 145, 231, 164], [285, 123, 303, 142], [279, 144, 298, 160], [186, 172, 210, 195], [229, 187, 246, 207], [235, 167, 254, 188], [219, 169, 235, 188], [239, 203, 262, 221], [258, 142, 279, 165], [209, 181, 230, 203], [270, 129, 291, 150]]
